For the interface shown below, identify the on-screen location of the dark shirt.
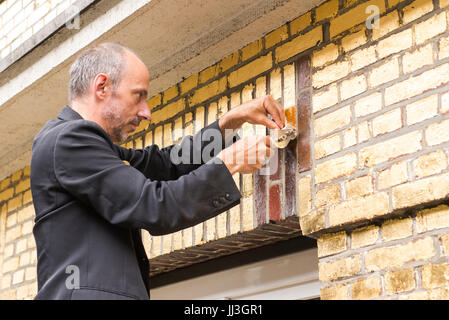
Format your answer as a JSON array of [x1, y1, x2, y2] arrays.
[[30, 106, 241, 300]]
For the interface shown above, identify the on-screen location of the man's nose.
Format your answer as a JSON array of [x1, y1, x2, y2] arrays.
[[137, 103, 151, 121]]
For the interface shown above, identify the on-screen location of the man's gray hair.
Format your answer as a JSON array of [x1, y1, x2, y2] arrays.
[[68, 42, 128, 103]]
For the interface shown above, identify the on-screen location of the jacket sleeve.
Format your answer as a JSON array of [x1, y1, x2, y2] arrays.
[[53, 120, 241, 236], [113, 120, 239, 181]]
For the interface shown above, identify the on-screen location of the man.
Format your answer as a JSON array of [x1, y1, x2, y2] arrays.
[[30, 42, 285, 300]]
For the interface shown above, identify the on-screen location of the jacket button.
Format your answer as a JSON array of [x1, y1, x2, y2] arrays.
[[225, 193, 232, 201], [219, 196, 227, 204], [212, 200, 220, 208]]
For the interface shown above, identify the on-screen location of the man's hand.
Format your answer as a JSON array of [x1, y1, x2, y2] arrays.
[[218, 95, 286, 134], [216, 135, 274, 175]]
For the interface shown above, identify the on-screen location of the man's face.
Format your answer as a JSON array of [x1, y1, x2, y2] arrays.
[[102, 52, 151, 144]]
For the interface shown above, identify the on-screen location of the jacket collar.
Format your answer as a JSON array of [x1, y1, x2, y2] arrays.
[[57, 106, 84, 121]]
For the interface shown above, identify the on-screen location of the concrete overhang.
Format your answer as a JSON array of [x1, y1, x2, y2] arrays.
[[0, 0, 324, 180]]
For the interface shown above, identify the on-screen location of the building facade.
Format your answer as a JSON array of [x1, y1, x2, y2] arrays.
[[1, 0, 449, 300]]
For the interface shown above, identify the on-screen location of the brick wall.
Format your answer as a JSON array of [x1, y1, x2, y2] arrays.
[[0, 0, 74, 59], [2, 0, 449, 300], [307, 0, 449, 299]]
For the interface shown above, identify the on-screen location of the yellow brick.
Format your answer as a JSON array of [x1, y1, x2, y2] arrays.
[[426, 117, 449, 146], [242, 195, 254, 232], [7, 194, 22, 212], [385, 268, 416, 295], [173, 117, 183, 144], [217, 212, 227, 239], [229, 202, 240, 235], [298, 176, 312, 215], [207, 102, 218, 125], [150, 98, 185, 125], [315, 0, 339, 22], [354, 92, 382, 118], [406, 94, 438, 125], [242, 83, 254, 104], [265, 25, 288, 49], [414, 150, 447, 178], [316, 153, 357, 184], [368, 57, 400, 88], [372, 10, 400, 41], [270, 67, 282, 100], [422, 262, 449, 289], [183, 227, 193, 249], [18, 205, 34, 223], [321, 283, 348, 300], [241, 39, 263, 61], [194, 106, 205, 133], [220, 52, 239, 72], [15, 179, 30, 194], [350, 277, 382, 300], [378, 161, 409, 190], [313, 60, 350, 89], [318, 255, 361, 282], [440, 233, 449, 255], [349, 45, 377, 72], [217, 96, 229, 118], [345, 175, 373, 199], [184, 112, 193, 136], [205, 217, 216, 242], [200, 65, 219, 84], [428, 287, 449, 299], [163, 85, 179, 104], [313, 84, 339, 113], [393, 173, 449, 209], [359, 131, 422, 168], [351, 225, 379, 249], [318, 231, 347, 257], [386, 63, 449, 106], [441, 0, 449, 8], [22, 190, 32, 205], [315, 183, 341, 208], [417, 204, 449, 233], [341, 26, 367, 52], [0, 187, 14, 203], [343, 126, 357, 148], [372, 108, 402, 137], [313, 43, 339, 68], [6, 212, 16, 228], [403, 44, 433, 74], [284, 63, 296, 109], [328, 192, 389, 227], [23, 166, 30, 177], [357, 121, 371, 143], [180, 74, 199, 94], [0, 177, 11, 191], [439, 35, 449, 60], [255, 76, 266, 98], [230, 92, 241, 109], [340, 74, 367, 101], [365, 237, 435, 271], [403, 0, 434, 25], [161, 234, 171, 255], [290, 12, 311, 35], [229, 53, 271, 88], [382, 217, 413, 241], [275, 26, 322, 63], [189, 77, 227, 105], [300, 208, 326, 234], [376, 28, 413, 59], [315, 134, 341, 159], [414, 12, 447, 45], [330, 0, 386, 38], [147, 94, 161, 110], [153, 126, 162, 147], [11, 171, 22, 182], [314, 105, 351, 137]]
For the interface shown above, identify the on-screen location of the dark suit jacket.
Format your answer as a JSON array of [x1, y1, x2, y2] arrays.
[[30, 106, 241, 300]]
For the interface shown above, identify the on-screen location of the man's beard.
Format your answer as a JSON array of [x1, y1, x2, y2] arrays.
[[103, 100, 139, 144]]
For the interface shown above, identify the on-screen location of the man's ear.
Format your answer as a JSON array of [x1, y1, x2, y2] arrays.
[[93, 74, 109, 100]]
